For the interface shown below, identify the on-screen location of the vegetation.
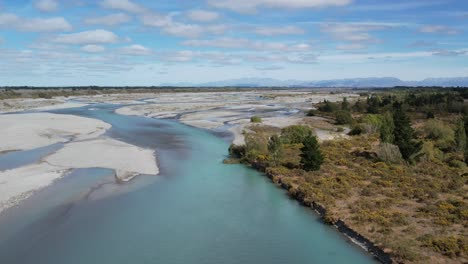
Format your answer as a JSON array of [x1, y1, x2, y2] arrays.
[[392, 102, 422, 161], [250, 116, 263, 123], [227, 88, 468, 264], [300, 135, 323, 171]]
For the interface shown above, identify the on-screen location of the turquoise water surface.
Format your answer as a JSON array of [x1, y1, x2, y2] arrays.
[[0, 104, 377, 264]]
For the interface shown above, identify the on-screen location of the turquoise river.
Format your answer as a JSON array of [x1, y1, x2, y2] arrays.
[[0, 104, 377, 264]]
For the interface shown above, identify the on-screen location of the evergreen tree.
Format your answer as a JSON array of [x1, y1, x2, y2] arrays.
[[300, 135, 323, 171], [352, 99, 367, 113], [341, 97, 349, 111], [380, 112, 395, 143], [454, 118, 466, 152], [367, 95, 380, 114], [268, 135, 283, 166], [392, 102, 422, 161]]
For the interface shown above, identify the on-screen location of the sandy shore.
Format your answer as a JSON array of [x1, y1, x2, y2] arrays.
[[0, 111, 159, 214], [0, 163, 69, 213], [45, 138, 159, 180], [0, 98, 88, 113], [114, 90, 355, 145], [0, 113, 110, 152]]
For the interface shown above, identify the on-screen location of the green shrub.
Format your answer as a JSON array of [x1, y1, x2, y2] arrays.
[[348, 124, 363, 136], [362, 114, 383, 134], [377, 143, 403, 164], [281, 125, 313, 144], [317, 100, 338, 112], [228, 144, 245, 159], [307, 109, 318, 116], [419, 235, 467, 258], [423, 119, 455, 150], [335, 110, 353, 125], [250, 116, 262, 123]]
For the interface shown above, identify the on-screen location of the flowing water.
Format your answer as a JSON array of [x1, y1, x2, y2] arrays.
[[0, 104, 377, 264]]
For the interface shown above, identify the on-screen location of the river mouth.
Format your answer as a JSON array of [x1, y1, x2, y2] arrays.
[[0, 103, 377, 264]]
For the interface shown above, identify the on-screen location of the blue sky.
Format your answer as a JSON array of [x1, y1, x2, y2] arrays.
[[0, 0, 467, 86]]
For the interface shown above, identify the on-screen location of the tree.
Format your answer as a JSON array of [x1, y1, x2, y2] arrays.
[[335, 110, 353, 125], [268, 135, 283, 166], [392, 102, 422, 161], [300, 135, 323, 171], [380, 112, 394, 143], [455, 119, 466, 152], [367, 95, 381, 114], [352, 99, 367, 113], [341, 97, 349, 111]]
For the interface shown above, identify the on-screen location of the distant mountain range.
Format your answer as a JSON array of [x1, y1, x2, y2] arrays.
[[163, 77, 468, 88]]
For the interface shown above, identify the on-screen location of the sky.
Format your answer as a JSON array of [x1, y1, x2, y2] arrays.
[[0, 0, 467, 86]]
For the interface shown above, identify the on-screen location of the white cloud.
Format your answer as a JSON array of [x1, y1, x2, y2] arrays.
[[336, 43, 367, 50], [141, 13, 227, 38], [81, 44, 106, 53], [19, 17, 72, 32], [34, 0, 58, 12], [432, 49, 466, 56], [253, 25, 305, 36], [350, 2, 444, 12], [53, 30, 119, 44], [419, 25, 461, 35], [0, 13, 71, 32], [321, 23, 389, 42], [84, 13, 132, 26], [319, 51, 434, 62], [208, 0, 351, 13], [183, 37, 311, 52], [187, 10, 220, 22], [0, 13, 18, 25], [101, 0, 146, 14], [120, 44, 152, 55], [141, 13, 171, 27], [255, 65, 284, 71]]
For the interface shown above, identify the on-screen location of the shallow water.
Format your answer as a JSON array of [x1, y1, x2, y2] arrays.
[[0, 104, 377, 264], [0, 143, 63, 171]]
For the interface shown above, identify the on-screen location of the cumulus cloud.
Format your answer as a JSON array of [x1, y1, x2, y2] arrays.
[[208, 0, 351, 13], [0, 13, 71, 32], [253, 25, 305, 36], [53, 29, 119, 44], [419, 25, 461, 35], [84, 13, 132, 26], [320, 23, 389, 42], [101, 0, 146, 14], [187, 10, 220, 22], [141, 13, 227, 38], [81, 44, 106, 53], [432, 49, 466, 56], [34, 0, 58, 12], [183, 37, 311, 52], [120, 44, 152, 55]]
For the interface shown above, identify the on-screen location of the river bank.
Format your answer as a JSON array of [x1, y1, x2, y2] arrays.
[[244, 161, 393, 264], [0, 111, 159, 214]]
